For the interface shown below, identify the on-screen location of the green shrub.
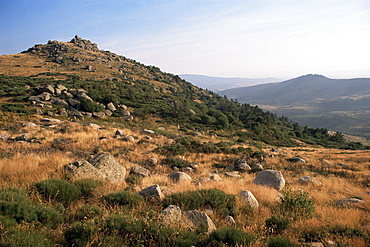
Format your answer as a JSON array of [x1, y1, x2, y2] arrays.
[[74, 178, 103, 197], [74, 204, 103, 221], [35, 178, 82, 204], [280, 189, 315, 220], [3, 229, 55, 247], [268, 236, 297, 247], [125, 174, 143, 186], [204, 227, 254, 247], [163, 188, 236, 217], [265, 216, 290, 235], [102, 190, 143, 207], [0, 187, 63, 225], [64, 221, 98, 247], [161, 157, 189, 169], [79, 98, 104, 113], [0, 103, 29, 114]]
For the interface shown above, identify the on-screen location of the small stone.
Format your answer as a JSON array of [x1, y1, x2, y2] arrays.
[[124, 135, 135, 142], [240, 190, 259, 209], [168, 172, 192, 183], [139, 185, 164, 201], [183, 210, 216, 234], [130, 166, 151, 177], [225, 172, 241, 178], [225, 216, 236, 226]]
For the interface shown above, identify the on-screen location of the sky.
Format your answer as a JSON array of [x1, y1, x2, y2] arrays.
[[1, 0, 370, 79]]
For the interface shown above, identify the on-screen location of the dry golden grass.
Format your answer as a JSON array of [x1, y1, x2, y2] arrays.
[[0, 116, 369, 245]]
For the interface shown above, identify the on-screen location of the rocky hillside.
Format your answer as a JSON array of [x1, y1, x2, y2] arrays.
[[220, 74, 370, 138], [1, 36, 365, 149], [0, 37, 369, 246]]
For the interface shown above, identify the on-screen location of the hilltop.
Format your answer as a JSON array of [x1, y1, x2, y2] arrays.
[[220, 74, 370, 139], [0, 37, 369, 246]]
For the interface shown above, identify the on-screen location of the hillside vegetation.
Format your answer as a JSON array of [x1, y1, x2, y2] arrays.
[[0, 37, 369, 246], [220, 74, 370, 139]]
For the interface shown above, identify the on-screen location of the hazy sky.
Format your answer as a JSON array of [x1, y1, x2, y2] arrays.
[[1, 0, 369, 79]]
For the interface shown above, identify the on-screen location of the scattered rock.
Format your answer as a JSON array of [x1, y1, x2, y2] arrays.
[[115, 129, 124, 136], [23, 122, 37, 128], [297, 176, 322, 186], [40, 118, 61, 123], [106, 102, 116, 112], [65, 159, 105, 181], [87, 123, 101, 129], [336, 197, 366, 207], [139, 185, 165, 201], [130, 166, 151, 177], [209, 173, 222, 181], [251, 163, 264, 170], [303, 243, 324, 247], [168, 172, 192, 183], [159, 205, 182, 226], [0, 134, 9, 141], [240, 190, 259, 209], [89, 152, 126, 182], [291, 157, 306, 163], [17, 133, 32, 141], [92, 112, 105, 119], [183, 210, 216, 233], [146, 157, 158, 166], [225, 216, 236, 226], [124, 135, 135, 142], [225, 171, 241, 178], [141, 129, 155, 135], [253, 169, 285, 191]]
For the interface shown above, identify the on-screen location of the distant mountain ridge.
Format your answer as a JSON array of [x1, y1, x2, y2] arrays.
[[179, 74, 280, 92], [220, 74, 370, 137]]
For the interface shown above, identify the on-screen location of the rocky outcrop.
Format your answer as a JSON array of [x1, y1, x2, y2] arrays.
[[65, 152, 126, 182], [139, 185, 165, 201], [168, 172, 192, 183], [129, 166, 151, 177], [297, 176, 322, 186], [183, 210, 216, 233], [253, 170, 285, 191], [240, 190, 259, 209], [159, 205, 182, 226]]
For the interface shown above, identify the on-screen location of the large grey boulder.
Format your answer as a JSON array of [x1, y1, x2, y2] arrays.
[[92, 112, 105, 119], [240, 190, 259, 209], [253, 169, 285, 191], [67, 98, 80, 108], [51, 97, 69, 107], [168, 172, 192, 183], [159, 205, 182, 226], [183, 210, 216, 233], [89, 152, 126, 182], [130, 166, 151, 177], [65, 160, 105, 181], [139, 185, 165, 201]]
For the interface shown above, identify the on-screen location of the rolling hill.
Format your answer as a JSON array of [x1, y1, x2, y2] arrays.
[[220, 74, 370, 138], [179, 74, 280, 92]]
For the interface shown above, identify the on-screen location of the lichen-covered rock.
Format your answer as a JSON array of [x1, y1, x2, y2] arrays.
[[159, 205, 182, 226], [106, 102, 116, 112], [253, 169, 285, 191], [240, 190, 259, 209], [130, 166, 151, 177], [89, 152, 126, 182], [168, 172, 192, 183], [183, 210, 216, 233], [65, 159, 105, 180], [139, 185, 164, 201], [297, 176, 322, 186], [337, 197, 366, 208]]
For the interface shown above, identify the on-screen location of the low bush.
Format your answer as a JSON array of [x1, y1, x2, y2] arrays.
[[102, 190, 143, 207], [64, 221, 98, 247], [74, 178, 103, 198], [280, 189, 315, 220], [79, 98, 104, 113], [35, 178, 82, 204], [74, 204, 104, 221], [265, 216, 290, 235], [163, 188, 236, 217], [3, 229, 55, 247], [203, 227, 255, 247], [125, 174, 143, 186], [0, 103, 29, 115], [267, 236, 297, 247], [161, 157, 189, 169]]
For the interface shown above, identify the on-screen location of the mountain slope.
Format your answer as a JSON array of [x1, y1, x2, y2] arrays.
[[179, 74, 280, 92], [220, 74, 370, 137], [0, 37, 363, 148]]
